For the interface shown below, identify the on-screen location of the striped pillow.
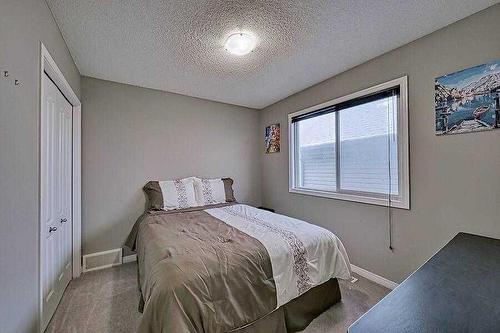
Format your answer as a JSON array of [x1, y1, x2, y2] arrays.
[[193, 178, 226, 205], [143, 177, 198, 211], [193, 178, 236, 206]]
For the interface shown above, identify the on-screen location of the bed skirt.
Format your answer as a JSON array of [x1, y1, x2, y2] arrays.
[[231, 278, 341, 333], [137, 277, 340, 333]]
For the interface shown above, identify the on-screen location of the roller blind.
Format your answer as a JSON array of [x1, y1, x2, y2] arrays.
[[293, 87, 399, 196]]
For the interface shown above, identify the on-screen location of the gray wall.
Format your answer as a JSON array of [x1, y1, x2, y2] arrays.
[[259, 5, 500, 283], [0, 1, 81, 332], [81, 77, 261, 255]]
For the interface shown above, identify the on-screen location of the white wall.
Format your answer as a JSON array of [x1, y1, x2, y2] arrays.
[[0, 1, 81, 332]]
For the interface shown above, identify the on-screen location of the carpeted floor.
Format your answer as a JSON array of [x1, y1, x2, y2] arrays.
[[45, 262, 390, 333]]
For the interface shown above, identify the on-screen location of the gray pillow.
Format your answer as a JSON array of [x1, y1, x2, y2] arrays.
[[143, 181, 164, 210], [221, 178, 236, 202]]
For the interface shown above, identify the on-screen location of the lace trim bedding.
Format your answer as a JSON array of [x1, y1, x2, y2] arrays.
[[173, 179, 189, 209], [221, 206, 313, 294]]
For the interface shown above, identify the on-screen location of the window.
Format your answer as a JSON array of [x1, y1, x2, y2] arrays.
[[289, 77, 409, 209]]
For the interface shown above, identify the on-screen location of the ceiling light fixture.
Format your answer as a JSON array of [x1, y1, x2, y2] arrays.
[[225, 33, 256, 56]]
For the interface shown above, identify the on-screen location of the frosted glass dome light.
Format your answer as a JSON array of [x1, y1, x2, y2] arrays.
[[225, 33, 256, 56]]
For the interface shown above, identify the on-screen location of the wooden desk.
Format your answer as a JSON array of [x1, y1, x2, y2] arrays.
[[349, 233, 500, 333]]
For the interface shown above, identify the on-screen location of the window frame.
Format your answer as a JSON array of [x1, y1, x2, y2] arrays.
[[288, 76, 410, 209]]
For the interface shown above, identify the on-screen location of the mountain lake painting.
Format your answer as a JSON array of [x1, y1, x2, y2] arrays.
[[435, 60, 500, 135]]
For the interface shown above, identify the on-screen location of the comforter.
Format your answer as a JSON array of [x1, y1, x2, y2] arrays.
[[125, 204, 351, 333]]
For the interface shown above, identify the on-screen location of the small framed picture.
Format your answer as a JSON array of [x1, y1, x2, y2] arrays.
[[265, 123, 280, 154]]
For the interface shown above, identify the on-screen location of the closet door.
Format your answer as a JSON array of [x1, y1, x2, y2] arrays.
[[41, 73, 73, 331]]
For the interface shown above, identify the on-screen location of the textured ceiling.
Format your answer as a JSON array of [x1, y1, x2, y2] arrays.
[[47, 0, 498, 109]]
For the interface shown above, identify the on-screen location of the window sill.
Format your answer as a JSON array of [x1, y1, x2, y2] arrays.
[[289, 187, 409, 209]]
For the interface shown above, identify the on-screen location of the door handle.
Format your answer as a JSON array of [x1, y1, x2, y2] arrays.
[[60, 218, 67, 223], [49, 226, 57, 233]]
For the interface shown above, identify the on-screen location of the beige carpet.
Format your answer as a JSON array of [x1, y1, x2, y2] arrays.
[[46, 262, 389, 333]]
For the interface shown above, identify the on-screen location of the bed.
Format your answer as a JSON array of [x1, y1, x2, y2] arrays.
[[126, 197, 351, 333]]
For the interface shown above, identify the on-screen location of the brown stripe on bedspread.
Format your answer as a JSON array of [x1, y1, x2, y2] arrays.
[[135, 208, 277, 333], [124, 202, 236, 251]]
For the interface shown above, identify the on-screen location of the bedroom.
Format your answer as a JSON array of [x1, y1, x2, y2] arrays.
[[1, 1, 499, 333]]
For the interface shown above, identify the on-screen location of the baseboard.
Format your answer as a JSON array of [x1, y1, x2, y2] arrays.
[[122, 254, 137, 264], [81, 249, 137, 273], [351, 264, 398, 290], [83, 252, 395, 290], [82, 248, 122, 273]]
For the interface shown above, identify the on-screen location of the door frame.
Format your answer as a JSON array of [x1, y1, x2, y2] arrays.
[[38, 42, 81, 332]]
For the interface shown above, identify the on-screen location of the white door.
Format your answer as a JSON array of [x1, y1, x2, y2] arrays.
[[41, 72, 73, 331]]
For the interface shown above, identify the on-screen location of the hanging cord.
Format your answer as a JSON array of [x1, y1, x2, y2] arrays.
[[387, 94, 395, 251]]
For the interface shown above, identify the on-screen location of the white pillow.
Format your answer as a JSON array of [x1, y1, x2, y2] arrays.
[[159, 177, 198, 210], [193, 178, 227, 206]]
